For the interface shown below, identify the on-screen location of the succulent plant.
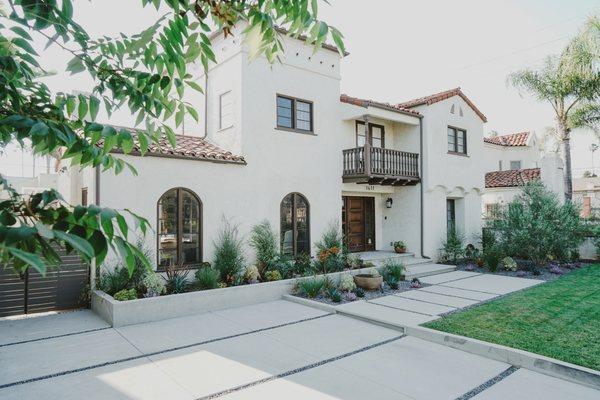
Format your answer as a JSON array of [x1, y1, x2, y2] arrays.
[[328, 287, 342, 303], [244, 265, 260, 283], [339, 273, 356, 292], [343, 292, 357, 302], [532, 268, 541, 276], [502, 257, 518, 272], [464, 263, 475, 272], [354, 287, 365, 298], [549, 265, 563, 275], [410, 278, 422, 289]]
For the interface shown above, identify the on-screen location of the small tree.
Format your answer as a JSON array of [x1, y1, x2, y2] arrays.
[[494, 181, 586, 266]]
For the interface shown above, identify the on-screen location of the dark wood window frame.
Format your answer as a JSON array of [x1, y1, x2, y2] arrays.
[[447, 198, 456, 235], [275, 94, 314, 134], [355, 121, 385, 148], [280, 192, 311, 257], [447, 126, 467, 155], [157, 187, 202, 270], [81, 187, 88, 206]]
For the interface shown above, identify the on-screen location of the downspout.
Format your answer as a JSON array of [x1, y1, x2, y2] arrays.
[[419, 116, 428, 259]]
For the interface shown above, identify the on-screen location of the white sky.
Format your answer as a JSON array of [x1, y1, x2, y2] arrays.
[[2, 0, 599, 177]]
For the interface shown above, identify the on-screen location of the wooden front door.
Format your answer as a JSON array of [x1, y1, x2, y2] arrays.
[[342, 196, 376, 252]]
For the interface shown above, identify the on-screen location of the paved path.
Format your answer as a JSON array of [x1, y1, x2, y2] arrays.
[[336, 271, 544, 327], [0, 298, 597, 399]]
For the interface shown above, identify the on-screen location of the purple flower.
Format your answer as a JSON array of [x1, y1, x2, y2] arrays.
[[515, 270, 526, 277], [549, 265, 563, 275], [343, 292, 357, 302], [465, 263, 476, 272], [410, 279, 422, 289]]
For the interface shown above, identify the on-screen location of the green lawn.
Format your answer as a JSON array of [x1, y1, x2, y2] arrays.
[[424, 264, 600, 371]]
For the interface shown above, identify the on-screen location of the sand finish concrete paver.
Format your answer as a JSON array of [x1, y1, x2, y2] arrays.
[[336, 300, 438, 326], [397, 289, 479, 308], [369, 295, 457, 315], [219, 363, 413, 400], [0, 310, 109, 346], [332, 336, 510, 400], [0, 329, 141, 386], [0, 358, 194, 400], [148, 329, 318, 398], [472, 368, 600, 400], [261, 314, 399, 359], [419, 270, 481, 285], [441, 274, 543, 295], [419, 285, 498, 301]]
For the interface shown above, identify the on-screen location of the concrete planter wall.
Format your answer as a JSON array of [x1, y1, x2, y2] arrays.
[[92, 265, 379, 327]]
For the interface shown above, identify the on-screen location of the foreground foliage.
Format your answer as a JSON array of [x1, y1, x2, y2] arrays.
[[425, 264, 600, 370], [0, 0, 344, 275]]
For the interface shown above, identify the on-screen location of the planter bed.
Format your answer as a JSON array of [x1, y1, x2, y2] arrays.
[[292, 280, 431, 306], [454, 260, 592, 282], [92, 264, 385, 327]]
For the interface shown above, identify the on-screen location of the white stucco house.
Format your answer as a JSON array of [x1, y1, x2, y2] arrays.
[[78, 28, 488, 270], [482, 131, 564, 218]]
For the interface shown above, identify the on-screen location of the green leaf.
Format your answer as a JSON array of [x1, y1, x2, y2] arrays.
[[89, 96, 100, 121], [78, 95, 88, 120], [116, 214, 128, 239], [12, 38, 38, 55], [35, 222, 55, 239], [186, 80, 204, 93], [29, 122, 49, 137], [54, 230, 94, 260], [10, 26, 33, 40], [8, 247, 46, 275], [66, 56, 85, 74]]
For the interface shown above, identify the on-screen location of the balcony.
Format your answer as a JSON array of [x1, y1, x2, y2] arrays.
[[342, 146, 420, 186]]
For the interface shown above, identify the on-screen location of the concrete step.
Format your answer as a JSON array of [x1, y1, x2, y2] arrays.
[[404, 263, 457, 280]]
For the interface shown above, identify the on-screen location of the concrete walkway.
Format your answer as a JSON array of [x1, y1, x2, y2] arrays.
[[0, 299, 597, 399], [335, 271, 544, 328]]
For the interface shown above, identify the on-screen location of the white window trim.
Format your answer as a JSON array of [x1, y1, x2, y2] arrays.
[[219, 91, 233, 131]]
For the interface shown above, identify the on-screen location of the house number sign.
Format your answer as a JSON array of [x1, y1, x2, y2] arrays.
[[365, 185, 375, 191]]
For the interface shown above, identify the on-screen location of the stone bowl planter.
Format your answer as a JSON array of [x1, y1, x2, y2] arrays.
[[354, 274, 383, 291]]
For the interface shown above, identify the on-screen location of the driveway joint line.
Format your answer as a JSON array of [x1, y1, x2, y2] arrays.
[[423, 273, 482, 285], [437, 284, 500, 295], [0, 313, 334, 390], [0, 326, 112, 348], [418, 288, 496, 301], [195, 334, 407, 400], [454, 366, 519, 400], [366, 299, 436, 316]]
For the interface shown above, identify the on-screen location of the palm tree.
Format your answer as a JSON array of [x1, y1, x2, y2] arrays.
[[509, 15, 600, 201]]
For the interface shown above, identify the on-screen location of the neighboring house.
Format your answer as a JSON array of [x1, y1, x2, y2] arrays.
[[573, 177, 600, 218], [81, 28, 487, 270], [482, 131, 564, 218]]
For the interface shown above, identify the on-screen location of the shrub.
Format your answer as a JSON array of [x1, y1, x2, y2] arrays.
[[141, 273, 165, 297], [493, 181, 586, 266], [314, 222, 346, 274], [439, 230, 465, 264], [164, 263, 190, 294], [339, 273, 356, 292], [195, 266, 220, 290], [268, 254, 294, 279], [464, 244, 480, 261], [249, 220, 278, 275], [293, 252, 314, 276], [315, 221, 344, 251], [297, 277, 325, 298], [98, 266, 130, 296], [243, 265, 260, 283], [502, 257, 517, 271], [98, 239, 154, 296], [381, 260, 404, 282], [114, 288, 137, 301], [265, 270, 282, 281], [346, 254, 363, 269], [484, 244, 504, 272], [213, 219, 245, 284]]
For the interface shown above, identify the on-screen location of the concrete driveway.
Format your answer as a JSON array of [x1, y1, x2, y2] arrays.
[[0, 300, 598, 400]]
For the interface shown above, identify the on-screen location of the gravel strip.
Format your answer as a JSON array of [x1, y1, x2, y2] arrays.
[[0, 327, 112, 348], [454, 261, 589, 281], [196, 334, 407, 400], [454, 366, 519, 400]]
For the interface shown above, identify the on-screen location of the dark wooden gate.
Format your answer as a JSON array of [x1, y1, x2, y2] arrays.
[[0, 250, 89, 318]]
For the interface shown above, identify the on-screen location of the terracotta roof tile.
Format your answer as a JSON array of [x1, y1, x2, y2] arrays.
[[397, 87, 487, 122], [108, 126, 246, 164], [484, 132, 530, 147], [485, 168, 540, 188], [340, 94, 421, 117]]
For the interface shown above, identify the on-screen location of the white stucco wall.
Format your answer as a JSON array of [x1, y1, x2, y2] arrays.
[[412, 96, 485, 257], [484, 139, 540, 172]]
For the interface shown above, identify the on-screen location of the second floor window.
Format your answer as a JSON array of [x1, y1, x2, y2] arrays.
[[510, 160, 522, 170], [276, 95, 313, 132], [447, 127, 467, 154]]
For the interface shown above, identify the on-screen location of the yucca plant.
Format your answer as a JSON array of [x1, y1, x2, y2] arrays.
[[297, 277, 325, 298]]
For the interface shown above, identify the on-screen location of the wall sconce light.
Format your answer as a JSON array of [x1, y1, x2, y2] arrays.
[[385, 197, 393, 209]]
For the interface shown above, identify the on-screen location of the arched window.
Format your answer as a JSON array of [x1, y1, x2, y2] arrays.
[[280, 193, 310, 257], [157, 188, 202, 269]]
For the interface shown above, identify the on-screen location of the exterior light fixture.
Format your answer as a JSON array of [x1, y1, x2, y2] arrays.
[[385, 197, 393, 209]]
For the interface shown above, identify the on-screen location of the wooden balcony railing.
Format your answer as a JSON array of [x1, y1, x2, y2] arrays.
[[342, 146, 420, 185]]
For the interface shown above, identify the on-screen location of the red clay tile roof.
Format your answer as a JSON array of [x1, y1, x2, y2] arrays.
[[485, 168, 540, 188], [340, 94, 422, 117], [109, 127, 245, 164], [396, 87, 487, 122], [484, 132, 530, 147]]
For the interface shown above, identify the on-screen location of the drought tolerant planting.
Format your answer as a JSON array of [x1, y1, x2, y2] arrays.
[[424, 264, 600, 371]]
